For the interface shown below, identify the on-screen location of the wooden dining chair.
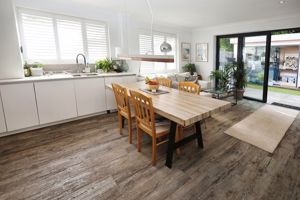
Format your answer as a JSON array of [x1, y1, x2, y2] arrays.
[[178, 82, 201, 95], [177, 82, 202, 153], [129, 90, 170, 166], [112, 83, 135, 144], [156, 77, 172, 88]]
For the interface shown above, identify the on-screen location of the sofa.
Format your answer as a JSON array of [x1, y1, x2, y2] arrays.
[[166, 72, 212, 91]]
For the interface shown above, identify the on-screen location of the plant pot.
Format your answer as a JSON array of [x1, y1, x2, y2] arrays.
[[30, 68, 44, 76], [236, 89, 245, 100]]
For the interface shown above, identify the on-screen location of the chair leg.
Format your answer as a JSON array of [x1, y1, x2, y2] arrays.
[[137, 127, 142, 152], [118, 113, 123, 135], [152, 137, 157, 166], [128, 118, 132, 144]]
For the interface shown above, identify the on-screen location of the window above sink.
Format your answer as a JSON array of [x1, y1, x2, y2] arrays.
[[17, 8, 110, 64]]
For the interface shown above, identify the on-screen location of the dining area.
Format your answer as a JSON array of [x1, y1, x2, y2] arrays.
[[109, 79, 231, 168]]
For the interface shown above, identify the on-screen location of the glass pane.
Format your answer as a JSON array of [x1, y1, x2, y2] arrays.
[[243, 35, 267, 100], [218, 37, 238, 70], [267, 30, 300, 107]]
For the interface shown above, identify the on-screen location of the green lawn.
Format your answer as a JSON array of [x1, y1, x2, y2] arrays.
[[247, 83, 300, 96]]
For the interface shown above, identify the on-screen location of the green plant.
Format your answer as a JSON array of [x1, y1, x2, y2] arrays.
[[233, 62, 247, 89], [210, 63, 234, 90], [31, 62, 44, 68], [95, 58, 114, 72], [182, 63, 196, 74]]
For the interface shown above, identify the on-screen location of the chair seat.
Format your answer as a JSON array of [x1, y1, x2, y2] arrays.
[[120, 108, 135, 119], [139, 120, 170, 138]]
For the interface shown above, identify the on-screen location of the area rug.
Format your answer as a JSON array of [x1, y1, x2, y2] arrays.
[[224, 105, 299, 153]]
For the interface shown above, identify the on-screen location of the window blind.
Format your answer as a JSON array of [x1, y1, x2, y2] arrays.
[[18, 8, 109, 63], [86, 23, 109, 62], [57, 19, 84, 60], [20, 13, 57, 60], [139, 32, 177, 74]]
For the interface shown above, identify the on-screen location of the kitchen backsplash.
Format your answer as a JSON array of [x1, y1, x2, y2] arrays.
[[43, 64, 96, 74]]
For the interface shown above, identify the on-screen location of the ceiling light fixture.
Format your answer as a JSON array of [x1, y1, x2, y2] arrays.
[[117, 0, 174, 63], [145, 0, 172, 53]]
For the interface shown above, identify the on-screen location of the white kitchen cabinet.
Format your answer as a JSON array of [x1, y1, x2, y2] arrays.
[[74, 78, 106, 116], [35, 80, 77, 124], [0, 83, 39, 131], [104, 75, 136, 110], [0, 94, 6, 133]]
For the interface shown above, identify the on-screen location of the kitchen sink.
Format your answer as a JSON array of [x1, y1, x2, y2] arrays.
[[70, 73, 99, 77]]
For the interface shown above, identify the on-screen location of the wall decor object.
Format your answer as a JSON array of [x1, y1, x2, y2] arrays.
[[196, 43, 208, 62], [181, 42, 191, 61]]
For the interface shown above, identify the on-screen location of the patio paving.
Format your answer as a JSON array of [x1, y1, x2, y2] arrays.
[[244, 87, 300, 108]]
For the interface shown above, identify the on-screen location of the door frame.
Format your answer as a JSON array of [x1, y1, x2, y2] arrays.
[[216, 27, 300, 103]]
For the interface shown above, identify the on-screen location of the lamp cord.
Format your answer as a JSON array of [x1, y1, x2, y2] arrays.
[[145, 0, 154, 55]]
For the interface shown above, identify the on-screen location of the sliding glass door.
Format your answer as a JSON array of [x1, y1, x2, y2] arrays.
[[243, 35, 269, 101], [217, 33, 271, 102]]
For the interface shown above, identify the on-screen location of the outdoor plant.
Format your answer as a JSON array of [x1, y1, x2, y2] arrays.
[[182, 63, 196, 75], [95, 58, 114, 73]]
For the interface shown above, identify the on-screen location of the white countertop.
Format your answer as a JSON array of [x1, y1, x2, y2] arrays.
[[0, 72, 136, 84]]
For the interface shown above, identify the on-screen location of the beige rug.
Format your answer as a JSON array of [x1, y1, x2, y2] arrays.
[[225, 105, 299, 153]]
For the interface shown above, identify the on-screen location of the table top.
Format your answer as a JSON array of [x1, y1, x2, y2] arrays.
[[107, 82, 231, 126]]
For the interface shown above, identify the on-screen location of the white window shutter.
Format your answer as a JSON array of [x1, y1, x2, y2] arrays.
[[18, 8, 110, 64], [86, 22, 109, 62], [56, 19, 84, 60], [139, 32, 177, 74], [139, 34, 153, 55], [20, 13, 57, 61]]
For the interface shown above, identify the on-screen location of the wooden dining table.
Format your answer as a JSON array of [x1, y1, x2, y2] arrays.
[[107, 82, 232, 168]]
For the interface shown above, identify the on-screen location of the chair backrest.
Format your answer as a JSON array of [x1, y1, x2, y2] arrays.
[[112, 83, 131, 115], [156, 77, 172, 88], [178, 82, 201, 95], [129, 90, 156, 132]]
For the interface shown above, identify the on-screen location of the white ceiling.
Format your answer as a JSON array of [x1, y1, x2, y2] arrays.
[[71, 0, 300, 28], [17, 0, 300, 28]]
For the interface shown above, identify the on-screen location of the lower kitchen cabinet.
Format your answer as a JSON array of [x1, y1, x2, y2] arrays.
[[0, 94, 6, 133], [104, 75, 136, 110], [0, 83, 39, 131], [35, 80, 77, 124], [74, 78, 106, 116]]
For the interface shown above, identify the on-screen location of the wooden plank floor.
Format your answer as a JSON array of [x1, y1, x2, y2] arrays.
[[0, 100, 299, 200]]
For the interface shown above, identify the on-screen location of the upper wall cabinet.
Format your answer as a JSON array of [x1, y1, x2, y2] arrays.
[[35, 80, 77, 124], [74, 78, 106, 116], [0, 83, 39, 131], [0, 94, 6, 134], [104, 75, 136, 110]]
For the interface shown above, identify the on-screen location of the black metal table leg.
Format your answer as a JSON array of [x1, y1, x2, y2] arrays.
[[165, 121, 177, 168], [195, 121, 204, 148]]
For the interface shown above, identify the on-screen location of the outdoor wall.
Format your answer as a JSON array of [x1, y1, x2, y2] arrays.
[[192, 14, 300, 81]]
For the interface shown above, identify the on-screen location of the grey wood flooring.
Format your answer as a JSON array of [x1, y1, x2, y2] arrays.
[[0, 100, 299, 200]]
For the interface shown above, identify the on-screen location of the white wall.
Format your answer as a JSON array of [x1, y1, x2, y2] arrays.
[[12, 0, 193, 76], [192, 14, 300, 81], [0, 0, 23, 79]]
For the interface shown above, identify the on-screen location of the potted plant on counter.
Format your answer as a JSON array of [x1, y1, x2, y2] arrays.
[[30, 62, 44, 76], [95, 58, 114, 73]]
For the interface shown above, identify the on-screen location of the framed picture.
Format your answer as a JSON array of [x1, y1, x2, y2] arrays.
[[196, 43, 208, 62], [181, 42, 191, 61]]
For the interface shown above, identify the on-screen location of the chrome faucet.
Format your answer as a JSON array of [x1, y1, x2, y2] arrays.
[[76, 53, 87, 73]]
